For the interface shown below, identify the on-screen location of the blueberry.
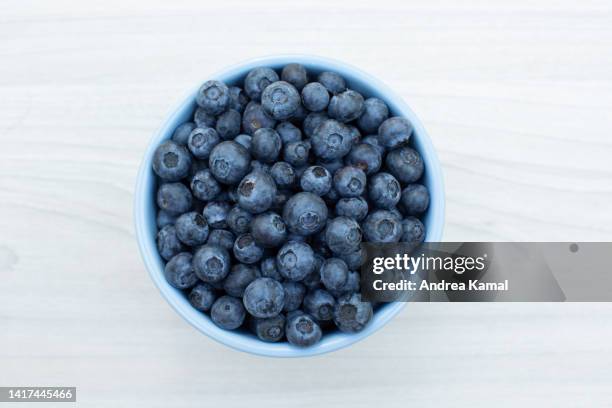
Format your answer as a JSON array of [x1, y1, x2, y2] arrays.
[[339, 247, 366, 271], [330, 270, 361, 298], [317, 71, 346, 94], [303, 289, 336, 321], [281, 63, 309, 91], [190, 169, 221, 201], [251, 212, 287, 248], [152, 141, 192, 181], [251, 128, 282, 163], [242, 101, 277, 135], [164, 252, 198, 289], [401, 216, 426, 250], [302, 254, 324, 290], [172, 122, 196, 145], [357, 97, 389, 134], [261, 81, 301, 120], [363, 210, 403, 243], [260, 257, 283, 281], [156, 225, 185, 261], [333, 293, 373, 333], [335, 196, 369, 221], [157, 210, 178, 229], [270, 162, 296, 189], [187, 127, 220, 160], [282, 281, 306, 312], [385, 146, 424, 184], [285, 312, 322, 347], [215, 109, 241, 140], [236, 171, 277, 214], [193, 245, 231, 283], [224, 264, 260, 297], [196, 80, 230, 115], [202, 201, 230, 229], [346, 143, 382, 175], [300, 166, 332, 196], [194, 107, 217, 128], [302, 112, 328, 138], [311, 119, 353, 161], [283, 140, 310, 167], [328, 90, 365, 123], [208, 141, 251, 185], [226, 205, 253, 235], [361, 135, 386, 156], [211, 296, 246, 330], [276, 241, 315, 281], [400, 184, 430, 215], [301, 82, 330, 112], [189, 283, 217, 312], [233, 134, 252, 151], [368, 172, 401, 209], [325, 216, 362, 255], [157, 183, 192, 214], [232, 233, 264, 264], [252, 314, 285, 342], [276, 121, 302, 144], [244, 67, 280, 101], [243, 277, 285, 318], [333, 166, 367, 198], [320, 258, 349, 291], [175, 211, 210, 246], [378, 116, 413, 149], [228, 86, 249, 113], [282, 192, 328, 236], [206, 229, 235, 251]]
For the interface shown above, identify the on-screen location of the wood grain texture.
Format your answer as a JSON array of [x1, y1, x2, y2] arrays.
[[1, 0, 611, 406]]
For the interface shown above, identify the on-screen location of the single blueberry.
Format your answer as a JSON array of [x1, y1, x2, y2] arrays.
[[282, 192, 329, 236], [152, 141, 192, 181], [363, 210, 403, 243], [190, 169, 221, 201], [193, 245, 231, 283], [270, 161, 297, 189], [156, 209, 178, 229], [251, 212, 288, 248], [328, 90, 365, 123], [224, 264, 260, 297], [211, 296, 246, 330], [157, 182, 192, 214], [172, 122, 196, 145], [400, 184, 430, 215], [196, 80, 230, 115], [378, 116, 413, 149], [260, 257, 283, 281], [226, 205, 253, 235], [194, 107, 217, 128], [320, 258, 349, 291], [261, 81, 301, 120], [242, 101, 277, 135], [300, 166, 332, 196], [276, 121, 302, 144], [215, 109, 241, 140], [208, 141, 251, 185], [333, 293, 373, 333], [302, 112, 328, 138], [175, 211, 210, 246], [311, 119, 353, 161], [237, 170, 277, 214], [244, 67, 280, 101], [357, 97, 389, 134], [333, 166, 367, 198], [325, 216, 362, 255], [283, 140, 311, 167], [282, 281, 307, 312], [233, 233, 264, 264], [164, 252, 198, 289], [276, 240, 315, 281], [206, 229, 235, 251], [202, 201, 230, 229], [346, 143, 382, 175], [243, 277, 285, 318], [251, 128, 282, 163], [187, 127, 220, 160], [189, 283, 217, 312], [252, 314, 285, 342], [228, 86, 249, 113], [303, 289, 336, 321], [401, 216, 426, 251], [281, 63, 309, 91], [335, 196, 369, 221], [285, 312, 322, 347], [301, 82, 330, 112], [317, 71, 346, 94], [385, 146, 424, 184], [156, 225, 185, 261], [368, 172, 401, 209]]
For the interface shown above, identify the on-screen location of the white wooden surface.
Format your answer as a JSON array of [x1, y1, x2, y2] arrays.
[[1, 0, 612, 406]]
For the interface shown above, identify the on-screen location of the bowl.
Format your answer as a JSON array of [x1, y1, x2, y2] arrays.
[[134, 55, 445, 357]]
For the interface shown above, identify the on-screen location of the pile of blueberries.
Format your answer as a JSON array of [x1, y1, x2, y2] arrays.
[[153, 63, 429, 347]]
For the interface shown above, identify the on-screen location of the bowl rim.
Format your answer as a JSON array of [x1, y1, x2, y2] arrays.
[[134, 54, 445, 357]]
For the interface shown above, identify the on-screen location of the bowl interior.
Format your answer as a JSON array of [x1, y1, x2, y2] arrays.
[[134, 55, 445, 357]]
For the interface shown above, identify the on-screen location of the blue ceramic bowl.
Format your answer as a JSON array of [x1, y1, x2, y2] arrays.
[[134, 55, 445, 357]]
